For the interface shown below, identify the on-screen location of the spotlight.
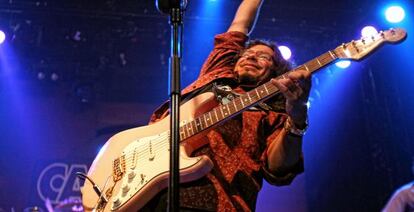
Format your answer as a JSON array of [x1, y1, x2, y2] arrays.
[[361, 26, 378, 38], [37, 72, 45, 80], [0, 30, 5, 44], [335, 60, 351, 69], [385, 6, 405, 23], [278, 45, 292, 60], [50, 73, 59, 81]]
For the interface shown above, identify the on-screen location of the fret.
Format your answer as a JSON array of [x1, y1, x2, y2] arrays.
[[319, 53, 331, 65], [221, 105, 229, 117], [213, 108, 219, 122], [184, 123, 190, 137], [184, 123, 190, 138], [246, 93, 252, 103], [192, 120, 198, 134], [227, 101, 235, 114], [242, 95, 250, 105], [232, 99, 238, 112], [328, 50, 337, 59], [239, 96, 245, 107], [333, 48, 344, 58], [306, 60, 320, 71], [180, 127, 186, 140], [323, 51, 336, 64], [189, 121, 195, 136], [249, 91, 258, 102], [201, 115, 208, 129], [200, 117, 205, 130], [255, 88, 261, 99], [207, 112, 213, 125], [257, 86, 265, 98], [216, 107, 224, 120], [303, 64, 310, 72], [195, 118, 202, 132], [263, 83, 270, 95], [315, 57, 323, 67]]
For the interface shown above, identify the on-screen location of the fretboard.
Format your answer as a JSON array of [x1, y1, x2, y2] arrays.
[[179, 48, 342, 140]]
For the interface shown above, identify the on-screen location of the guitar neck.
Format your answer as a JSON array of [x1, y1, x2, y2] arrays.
[[178, 47, 351, 140]]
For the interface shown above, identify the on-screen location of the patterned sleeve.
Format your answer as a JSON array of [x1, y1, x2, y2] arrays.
[[198, 31, 248, 77], [260, 111, 305, 186], [149, 31, 248, 124]]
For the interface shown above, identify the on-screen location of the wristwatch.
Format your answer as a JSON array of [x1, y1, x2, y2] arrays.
[[284, 116, 308, 137]]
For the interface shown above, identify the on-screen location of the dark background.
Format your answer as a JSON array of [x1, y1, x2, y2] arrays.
[[0, 0, 413, 211]]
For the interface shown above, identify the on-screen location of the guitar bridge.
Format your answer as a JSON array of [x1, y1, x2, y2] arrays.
[[112, 155, 126, 182]]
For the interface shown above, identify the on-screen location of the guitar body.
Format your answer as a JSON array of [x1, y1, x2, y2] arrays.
[[82, 92, 218, 211]]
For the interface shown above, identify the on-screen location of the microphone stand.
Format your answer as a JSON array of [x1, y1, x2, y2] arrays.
[[167, 6, 183, 212]]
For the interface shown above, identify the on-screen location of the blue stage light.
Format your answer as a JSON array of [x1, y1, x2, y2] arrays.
[[335, 60, 351, 69], [385, 6, 405, 23], [278, 45, 292, 60], [361, 26, 378, 38], [0, 30, 5, 44]]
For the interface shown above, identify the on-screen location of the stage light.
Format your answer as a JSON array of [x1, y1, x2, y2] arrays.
[[0, 30, 6, 44], [50, 73, 59, 81], [37, 72, 45, 80], [385, 6, 405, 23], [361, 26, 378, 38], [306, 101, 311, 109], [335, 60, 351, 69], [278, 45, 292, 60]]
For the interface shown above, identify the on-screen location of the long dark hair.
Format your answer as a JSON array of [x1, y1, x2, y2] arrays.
[[242, 39, 292, 111], [245, 39, 292, 78]]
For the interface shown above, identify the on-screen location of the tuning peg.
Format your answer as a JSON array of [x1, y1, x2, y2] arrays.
[[380, 31, 385, 38], [351, 40, 360, 53], [341, 43, 346, 49]]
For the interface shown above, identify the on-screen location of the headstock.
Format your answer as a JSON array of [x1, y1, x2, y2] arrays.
[[334, 28, 407, 61]]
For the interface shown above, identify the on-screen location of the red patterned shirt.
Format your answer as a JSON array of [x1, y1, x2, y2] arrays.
[[147, 31, 304, 212]]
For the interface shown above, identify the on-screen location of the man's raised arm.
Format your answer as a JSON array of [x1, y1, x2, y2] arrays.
[[228, 0, 264, 35]]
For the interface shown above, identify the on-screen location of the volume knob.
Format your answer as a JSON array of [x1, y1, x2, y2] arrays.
[[113, 197, 121, 208], [128, 171, 136, 182], [122, 185, 130, 195]]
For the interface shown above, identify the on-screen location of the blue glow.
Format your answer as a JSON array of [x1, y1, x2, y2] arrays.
[[278, 45, 292, 60], [0, 30, 5, 44], [335, 60, 351, 69], [182, 0, 225, 87], [361, 26, 378, 38], [385, 6, 406, 23], [0, 42, 36, 146]]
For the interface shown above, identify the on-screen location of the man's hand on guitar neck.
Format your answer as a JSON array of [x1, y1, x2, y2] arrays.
[[271, 69, 311, 128]]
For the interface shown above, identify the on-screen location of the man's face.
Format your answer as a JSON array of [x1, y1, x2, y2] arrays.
[[235, 44, 275, 86]]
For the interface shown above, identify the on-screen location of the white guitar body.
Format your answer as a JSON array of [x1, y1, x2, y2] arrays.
[[81, 92, 218, 211]]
